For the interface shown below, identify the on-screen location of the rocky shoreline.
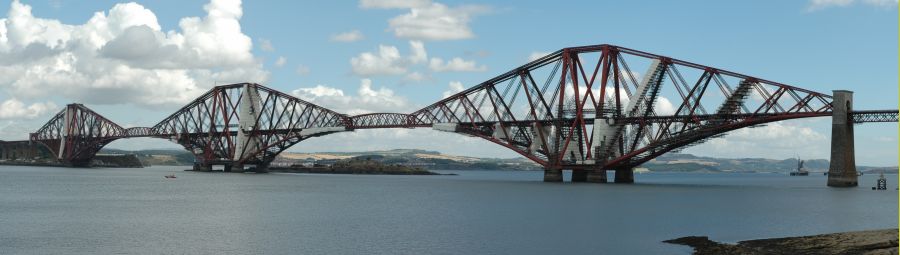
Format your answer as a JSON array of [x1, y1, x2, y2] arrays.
[[665, 229, 898, 255]]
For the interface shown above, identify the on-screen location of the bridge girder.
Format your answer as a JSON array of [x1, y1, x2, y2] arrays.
[[403, 44, 844, 172], [348, 113, 428, 129], [851, 110, 899, 123], [17, 44, 898, 172], [29, 104, 125, 166], [150, 83, 349, 168]]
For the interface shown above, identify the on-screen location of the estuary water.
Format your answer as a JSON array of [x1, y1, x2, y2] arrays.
[[0, 166, 896, 254]]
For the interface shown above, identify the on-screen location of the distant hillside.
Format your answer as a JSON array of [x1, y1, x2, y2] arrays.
[[274, 149, 540, 171], [99, 148, 541, 170], [646, 153, 897, 174], [99, 148, 195, 166], [99, 148, 897, 173]]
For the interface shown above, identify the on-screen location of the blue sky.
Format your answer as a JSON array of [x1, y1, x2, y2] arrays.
[[0, 0, 896, 165]]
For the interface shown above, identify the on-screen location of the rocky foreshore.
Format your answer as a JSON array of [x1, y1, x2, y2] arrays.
[[665, 229, 898, 255]]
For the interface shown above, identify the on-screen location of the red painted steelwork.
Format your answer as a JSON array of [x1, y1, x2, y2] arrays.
[[20, 44, 897, 171]]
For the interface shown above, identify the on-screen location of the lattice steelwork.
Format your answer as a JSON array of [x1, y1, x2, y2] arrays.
[[852, 110, 898, 123], [29, 104, 126, 166], [406, 44, 839, 171], [125, 127, 154, 137], [19, 44, 898, 172], [150, 83, 349, 167], [349, 113, 429, 129]]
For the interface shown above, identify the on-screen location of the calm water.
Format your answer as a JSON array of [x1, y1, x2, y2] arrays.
[[0, 166, 896, 254]]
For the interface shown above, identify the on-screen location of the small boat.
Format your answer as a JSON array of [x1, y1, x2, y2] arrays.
[[789, 158, 809, 176], [164, 175, 177, 179]]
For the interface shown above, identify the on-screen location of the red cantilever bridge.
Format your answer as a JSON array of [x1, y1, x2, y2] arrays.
[[4, 44, 896, 186]]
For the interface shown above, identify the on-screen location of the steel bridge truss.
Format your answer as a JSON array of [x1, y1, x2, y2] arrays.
[[402, 45, 841, 171], [851, 110, 898, 123], [149, 83, 349, 168], [29, 84, 349, 169], [21, 44, 898, 172], [30, 104, 125, 166]]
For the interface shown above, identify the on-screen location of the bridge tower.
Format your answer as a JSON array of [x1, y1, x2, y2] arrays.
[[828, 90, 857, 187], [229, 83, 265, 173], [29, 104, 125, 167]]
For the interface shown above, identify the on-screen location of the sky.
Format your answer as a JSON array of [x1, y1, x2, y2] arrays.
[[0, 0, 896, 165]]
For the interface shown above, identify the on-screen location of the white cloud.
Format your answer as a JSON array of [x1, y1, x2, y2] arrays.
[[258, 38, 274, 52], [684, 121, 828, 159], [0, 0, 267, 107], [291, 79, 409, 115], [350, 44, 406, 76], [330, 30, 364, 42], [294, 84, 345, 98], [350, 41, 427, 76], [363, 0, 489, 41], [408, 40, 427, 64], [0, 120, 39, 140], [428, 57, 486, 72], [863, 0, 900, 7], [404, 71, 428, 82], [527, 51, 551, 62], [295, 64, 310, 75], [0, 98, 56, 119], [442, 81, 465, 98], [274, 56, 286, 67], [808, 0, 854, 10], [564, 81, 674, 116], [356, 79, 407, 111], [655, 96, 676, 115], [806, 0, 898, 10], [349, 40, 485, 76], [359, 0, 430, 9], [288, 128, 521, 159]]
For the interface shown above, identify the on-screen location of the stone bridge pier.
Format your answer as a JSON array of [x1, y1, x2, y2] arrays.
[[0, 142, 46, 161], [828, 90, 858, 187]]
